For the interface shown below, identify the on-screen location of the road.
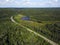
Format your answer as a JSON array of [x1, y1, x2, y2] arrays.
[[10, 16, 58, 45]]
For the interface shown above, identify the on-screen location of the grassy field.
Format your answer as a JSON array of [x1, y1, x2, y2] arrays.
[[14, 14, 60, 44], [14, 8, 60, 45], [0, 9, 54, 45], [0, 8, 60, 45]]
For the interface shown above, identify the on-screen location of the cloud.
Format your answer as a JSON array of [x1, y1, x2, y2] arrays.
[[22, 0, 30, 2], [6, 0, 9, 2], [0, 0, 60, 7], [0, 0, 15, 5], [54, 0, 58, 2], [50, 0, 58, 2]]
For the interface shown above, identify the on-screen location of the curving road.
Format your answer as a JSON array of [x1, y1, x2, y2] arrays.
[[10, 16, 58, 45]]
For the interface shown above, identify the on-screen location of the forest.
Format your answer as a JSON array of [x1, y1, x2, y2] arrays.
[[0, 8, 60, 45]]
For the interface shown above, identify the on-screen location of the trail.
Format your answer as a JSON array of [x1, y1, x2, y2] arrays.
[[10, 16, 58, 45]]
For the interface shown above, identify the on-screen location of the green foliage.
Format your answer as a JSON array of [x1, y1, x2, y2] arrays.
[[0, 8, 51, 45], [14, 8, 60, 45]]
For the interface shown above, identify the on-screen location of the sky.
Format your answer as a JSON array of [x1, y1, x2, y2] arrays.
[[0, 0, 60, 8]]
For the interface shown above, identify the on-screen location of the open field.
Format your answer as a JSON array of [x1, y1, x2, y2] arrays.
[[0, 8, 60, 45], [14, 14, 60, 45]]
